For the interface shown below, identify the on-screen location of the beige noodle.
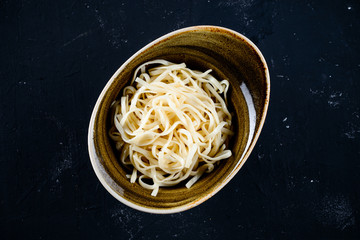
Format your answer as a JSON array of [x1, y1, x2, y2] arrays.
[[109, 59, 233, 196]]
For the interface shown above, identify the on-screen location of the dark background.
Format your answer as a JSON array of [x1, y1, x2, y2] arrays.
[[1, 0, 359, 239]]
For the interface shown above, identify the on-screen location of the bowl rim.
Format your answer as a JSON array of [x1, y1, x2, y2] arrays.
[[88, 25, 270, 214]]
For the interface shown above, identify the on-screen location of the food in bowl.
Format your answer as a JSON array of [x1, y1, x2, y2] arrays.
[[109, 59, 233, 196], [88, 25, 270, 213]]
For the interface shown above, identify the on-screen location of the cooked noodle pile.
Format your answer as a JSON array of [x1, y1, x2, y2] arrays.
[[109, 59, 233, 196]]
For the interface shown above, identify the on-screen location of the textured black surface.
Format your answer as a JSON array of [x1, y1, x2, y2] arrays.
[[1, 0, 360, 239]]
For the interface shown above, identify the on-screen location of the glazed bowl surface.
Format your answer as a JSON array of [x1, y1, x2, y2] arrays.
[[88, 25, 270, 214]]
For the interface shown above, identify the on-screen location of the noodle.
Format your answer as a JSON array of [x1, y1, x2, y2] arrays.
[[109, 59, 233, 196]]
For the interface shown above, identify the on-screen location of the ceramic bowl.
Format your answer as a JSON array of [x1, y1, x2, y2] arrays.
[[88, 25, 270, 214]]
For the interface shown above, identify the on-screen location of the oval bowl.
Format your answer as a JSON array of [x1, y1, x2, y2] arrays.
[[88, 25, 270, 214]]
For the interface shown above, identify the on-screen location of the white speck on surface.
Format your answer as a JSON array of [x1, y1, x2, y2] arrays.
[[110, 206, 144, 240], [316, 195, 355, 230], [218, 0, 255, 8], [95, 12, 105, 29], [42, 114, 77, 194], [347, 6, 352, 10], [174, 20, 187, 29], [283, 117, 287, 122], [309, 88, 319, 95], [335, 64, 339, 67], [276, 74, 284, 78], [310, 180, 314, 183], [286, 125, 290, 129], [282, 55, 290, 65], [328, 91, 343, 108], [329, 93, 338, 98], [307, 3, 315, 11], [328, 100, 340, 108], [344, 121, 360, 139], [63, 31, 91, 47], [287, 176, 295, 190]]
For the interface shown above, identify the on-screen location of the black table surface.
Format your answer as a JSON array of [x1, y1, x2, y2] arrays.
[[1, 0, 359, 239]]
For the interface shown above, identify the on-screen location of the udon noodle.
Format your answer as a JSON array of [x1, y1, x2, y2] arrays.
[[109, 59, 233, 196]]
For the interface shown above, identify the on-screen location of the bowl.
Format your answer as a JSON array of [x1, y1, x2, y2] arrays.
[[88, 25, 270, 214]]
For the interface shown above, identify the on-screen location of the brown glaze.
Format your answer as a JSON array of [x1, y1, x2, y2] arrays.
[[90, 26, 270, 212]]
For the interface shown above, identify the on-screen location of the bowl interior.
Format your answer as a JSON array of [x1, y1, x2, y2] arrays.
[[91, 26, 269, 212]]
